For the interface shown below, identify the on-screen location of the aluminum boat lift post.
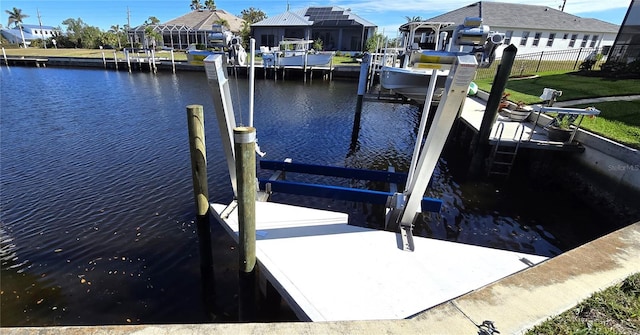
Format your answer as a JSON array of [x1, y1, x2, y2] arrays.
[[386, 17, 504, 251]]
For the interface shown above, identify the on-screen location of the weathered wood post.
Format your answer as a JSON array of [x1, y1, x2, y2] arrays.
[[186, 104, 216, 318], [234, 126, 257, 321], [101, 52, 107, 69], [469, 44, 518, 177]]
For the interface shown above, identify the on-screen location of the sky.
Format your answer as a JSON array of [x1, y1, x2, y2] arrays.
[[0, 0, 632, 37]]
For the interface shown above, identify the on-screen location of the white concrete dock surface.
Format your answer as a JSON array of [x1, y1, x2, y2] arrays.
[[211, 201, 547, 321]]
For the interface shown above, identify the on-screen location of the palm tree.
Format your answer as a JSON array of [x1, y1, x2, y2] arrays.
[[109, 24, 122, 49], [405, 16, 423, 22], [214, 19, 229, 29], [190, 0, 202, 11], [5, 7, 28, 47], [204, 0, 216, 11]]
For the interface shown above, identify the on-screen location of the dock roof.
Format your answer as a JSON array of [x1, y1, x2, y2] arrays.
[[427, 1, 619, 33]]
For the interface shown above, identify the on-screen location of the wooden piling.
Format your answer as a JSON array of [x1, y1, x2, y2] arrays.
[[186, 104, 216, 318], [234, 126, 257, 321], [2, 47, 7, 66], [113, 51, 118, 71]]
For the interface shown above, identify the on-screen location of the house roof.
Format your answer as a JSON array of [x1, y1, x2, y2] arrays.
[[253, 6, 376, 28], [161, 9, 244, 33], [427, 1, 619, 33], [252, 10, 311, 27], [1, 28, 36, 41], [22, 24, 57, 30]]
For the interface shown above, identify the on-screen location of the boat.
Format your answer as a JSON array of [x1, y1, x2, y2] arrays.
[[380, 19, 504, 105], [186, 24, 246, 66], [261, 38, 334, 67]]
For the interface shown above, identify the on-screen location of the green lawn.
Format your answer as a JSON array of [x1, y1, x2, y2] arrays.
[[476, 72, 640, 104], [526, 273, 640, 335], [572, 100, 640, 149], [475, 72, 640, 148]]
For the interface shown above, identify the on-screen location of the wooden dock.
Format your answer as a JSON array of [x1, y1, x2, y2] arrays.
[[211, 201, 547, 321]]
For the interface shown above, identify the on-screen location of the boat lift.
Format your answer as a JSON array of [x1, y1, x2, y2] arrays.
[[203, 18, 503, 251]]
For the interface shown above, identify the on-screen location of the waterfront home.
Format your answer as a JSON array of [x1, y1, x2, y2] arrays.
[[427, 1, 619, 59], [1, 24, 60, 46], [127, 9, 245, 50], [251, 6, 377, 53]]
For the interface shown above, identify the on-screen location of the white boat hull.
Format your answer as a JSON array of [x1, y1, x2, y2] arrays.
[[380, 66, 449, 104]]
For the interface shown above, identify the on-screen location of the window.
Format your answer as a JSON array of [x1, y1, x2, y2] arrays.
[[260, 34, 275, 47], [547, 33, 556, 47], [581, 34, 590, 47], [520, 31, 530, 46], [504, 30, 513, 44], [590, 35, 599, 47], [569, 34, 578, 47], [532, 32, 542, 46], [563, 33, 569, 39], [602, 45, 611, 55]]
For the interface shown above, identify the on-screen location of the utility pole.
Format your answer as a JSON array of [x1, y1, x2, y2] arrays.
[[37, 8, 46, 49], [560, 0, 567, 11], [127, 7, 134, 49]]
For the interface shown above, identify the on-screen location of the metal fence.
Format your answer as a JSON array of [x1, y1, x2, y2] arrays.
[[475, 47, 607, 80]]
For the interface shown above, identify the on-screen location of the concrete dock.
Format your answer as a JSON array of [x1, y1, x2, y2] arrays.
[[210, 201, 547, 321], [6, 221, 639, 334]]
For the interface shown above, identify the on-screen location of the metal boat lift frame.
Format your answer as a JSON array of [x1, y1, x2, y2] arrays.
[[203, 17, 498, 251]]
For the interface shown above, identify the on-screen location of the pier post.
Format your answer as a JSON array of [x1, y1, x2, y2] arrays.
[[171, 50, 176, 74], [469, 44, 517, 177], [101, 52, 106, 69], [113, 51, 118, 71], [125, 49, 131, 73], [2, 47, 7, 66], [234, 126, 257, 321], [186, 104, 217, 318], [355, 53, 370, 115]]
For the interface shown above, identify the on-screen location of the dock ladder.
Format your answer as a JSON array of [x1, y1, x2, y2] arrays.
[[487, 122, 525, 177]]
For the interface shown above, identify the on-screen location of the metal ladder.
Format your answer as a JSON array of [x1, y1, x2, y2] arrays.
[[487, 122, 525, 177]]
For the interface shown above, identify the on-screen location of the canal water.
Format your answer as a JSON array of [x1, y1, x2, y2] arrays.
[[0, 66, 622, 326]]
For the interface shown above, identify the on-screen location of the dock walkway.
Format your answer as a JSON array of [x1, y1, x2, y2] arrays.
[[211, 200, 547, 321], [459, 96, 584, 151]]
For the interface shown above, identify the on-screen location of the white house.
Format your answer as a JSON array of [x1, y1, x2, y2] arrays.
[[428, 1, 620, 58], [1, 24, 59, 46]]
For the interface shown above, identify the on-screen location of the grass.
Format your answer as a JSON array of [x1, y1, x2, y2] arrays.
[[572, 100, 640, 149], [526, 272, 640, 335], [475, 72, 640, 148]]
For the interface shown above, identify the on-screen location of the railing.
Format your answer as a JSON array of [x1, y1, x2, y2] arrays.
[[476, 47, 607, 80]]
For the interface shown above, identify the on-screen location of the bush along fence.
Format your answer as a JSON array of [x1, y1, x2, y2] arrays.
[[476, 47, 607, 80]]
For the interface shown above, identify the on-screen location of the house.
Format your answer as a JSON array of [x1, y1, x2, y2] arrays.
[[128, 9, 245, 50], [609, 0, 639, 63], [426, 1, 620, 58], [251, 7, 377, 52], [1, 24, 60, 46]]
